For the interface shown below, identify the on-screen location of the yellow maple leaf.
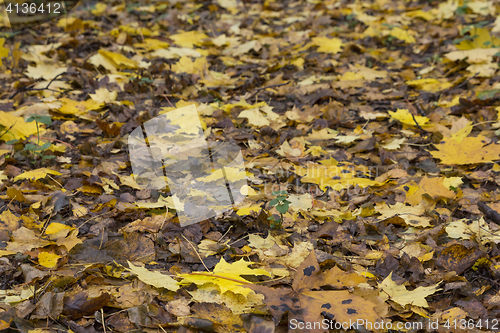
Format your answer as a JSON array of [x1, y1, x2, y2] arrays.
[[199, 70, 238, 87], [127, 261, 180, 291], [339, 71, 364, 81], [196, 167, 247, 183], [295, 162, 383, 191], [238, 108, 270, 127], [379, 272, 441, 307], [406, 78, 452, 92], [446, 217, 500, 244], [13, 168, 62, 182], [0, 38, 8, 67], [133, 38, 170, 51], [390, 27, 416, 43], [227, 40, 262, 57], [311, 36, 343, 54], [455, 27, 500, 50], [402, 177, 457, 205], [444, 48, 499, 64], [5, 227, 51, 253], [45, 222, 72, 240], [450, 118, 473, 143], [98, 50, 138, 69], [57, 97, 104, 115], [56, 230, 82, 251], [376, 202, 432, 227], [178, 258, 271, 297], [38, 252, 61, 269], [276, 140, 304, 158], [25, 63, 67, 80], [405, 9, 435, 21], [0, 171, 7, 185], [236, 203, 263, 216], [467, 2, 496, 16], [438, 0, 458, 20], [170, 31, 209, 48], [467, 63, 498, 77], [89, 87, 118, 104], [431, 135, 500, 165], [171, 56, 207, 75], [0, 111, 39, 141], [381, 138, 405, 150], [218, 0, 239, 14], [91, 3, 108, 15], [443, 177, 463, 190], [224, 99, 266, 112], [0, 210, 20, 231], [389, 108, 430, 126]]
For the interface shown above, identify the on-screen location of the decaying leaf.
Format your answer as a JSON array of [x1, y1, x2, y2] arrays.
[[378, 272, 441, 308], [246, 251, 383, 331]]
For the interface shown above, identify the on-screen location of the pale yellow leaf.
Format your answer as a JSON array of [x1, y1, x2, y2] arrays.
[[13, 168, 62, 182], [379, 272, 441, 307], [38, 252, 61, 268], [0, 111, 39, 141], [127, 261, 180, 291]]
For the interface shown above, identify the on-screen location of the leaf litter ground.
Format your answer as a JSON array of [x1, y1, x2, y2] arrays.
[[1, 0, 500, 332]]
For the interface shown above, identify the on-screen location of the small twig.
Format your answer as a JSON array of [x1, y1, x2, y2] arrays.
[[162, 93, 175, 107], [228, 234, 254, 247], [47, 174, 63, 189], [99, 228, 106, 250], [45, 72, 68, 90], [182, 235, 209, 272], [247, 81, 290, 100], [472, 120, 497, 128], [188, 272, 251, 284], [0, 122, 16, 140], [478, 201, 500, 225], [40, 211, 54, 236], [101, 308, 107, 333], [255, 276, 287, 284], [76, 212, 110, 230], [403, 143, 432, 146], [138, 28, 145, 43], [39, 137, 77, 150], [410, 113, 425, 131], [217, 225, 233, 243], [454, 72, 479, 90], [159, 209, 170, 232], [405, 98, 427, 132], [10, 87, 62, 99], [10, 72, 68, 98]]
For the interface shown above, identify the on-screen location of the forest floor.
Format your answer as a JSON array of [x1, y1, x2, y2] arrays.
[[1, 0, 500, 332]]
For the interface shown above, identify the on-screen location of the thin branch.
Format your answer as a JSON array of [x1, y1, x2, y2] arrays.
[[47, 174, 63, 188], [188, 272, 251, 284], [217, 225, 233, 243], [182, 234, 209, 272], [10, 72, 69, 98], [405, 98, 426, 132], [478, 201, 500, 225], [101, 308, 107, 333], [0, 121, 17, 140], [246, 81, 290, 100], [39, 137, 77, 150]]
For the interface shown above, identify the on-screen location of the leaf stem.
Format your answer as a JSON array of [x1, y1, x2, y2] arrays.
[[187, 272, 251, 284]]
